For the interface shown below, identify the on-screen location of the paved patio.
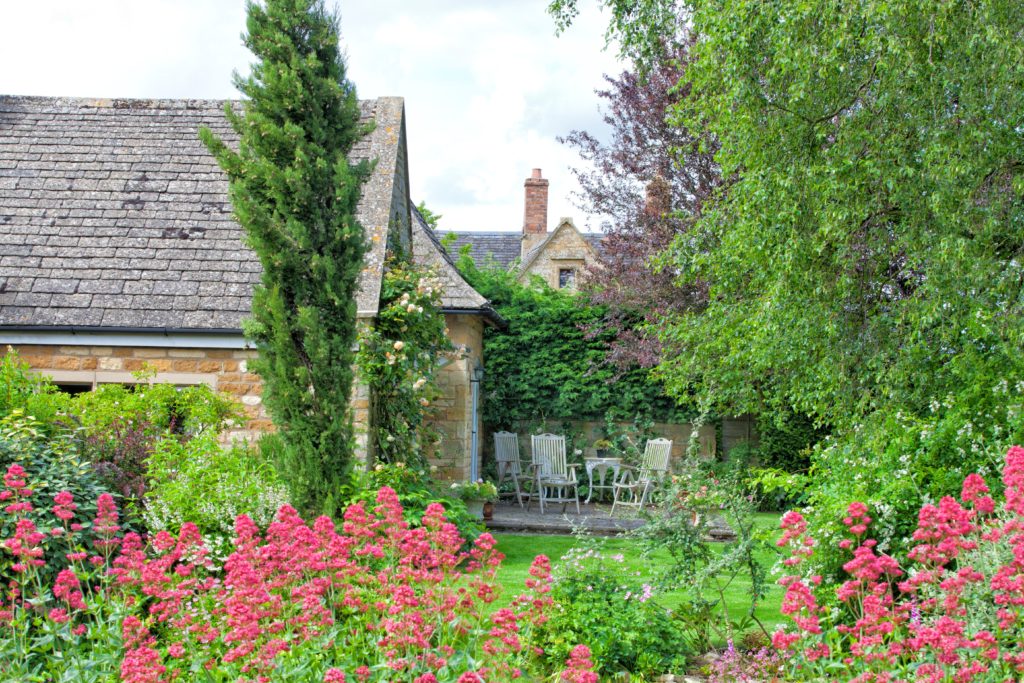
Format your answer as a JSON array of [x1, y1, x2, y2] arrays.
[[484, 500, 644, 535], [484, 499, 737, 540]]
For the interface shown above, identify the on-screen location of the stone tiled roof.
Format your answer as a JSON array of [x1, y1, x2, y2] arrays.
[[436, 231, 521, 270], [0, 95, 405, 330], [411, 209, 486, 310], [437, 230, 605, 271], [411, 208, 502, 327]]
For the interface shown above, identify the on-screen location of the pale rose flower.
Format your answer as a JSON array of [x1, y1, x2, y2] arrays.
[[393, 341, 405, 351]]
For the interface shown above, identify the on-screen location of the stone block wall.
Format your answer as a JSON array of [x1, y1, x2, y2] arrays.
[[519, 220, 596, 290], [5, 343, 271, 442]]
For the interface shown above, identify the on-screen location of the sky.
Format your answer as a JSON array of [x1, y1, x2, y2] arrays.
[[0, 1, 624, 233]]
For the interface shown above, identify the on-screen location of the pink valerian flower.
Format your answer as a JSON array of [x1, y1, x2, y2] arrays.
[[324, 669, 347, 683], [1004, 446, 1024, 515], [960, 474, 996, 515], [3, 464, 27, 491], [121, 616, 166, 683], [53, 568, 87, 610], [53, 490, 77, 521], [773, 445, 1024, 680], [560, 644, 599, 683], [92, 493, 121, 555], [777, 511, 815, 566], [4, 518, 45, 570]]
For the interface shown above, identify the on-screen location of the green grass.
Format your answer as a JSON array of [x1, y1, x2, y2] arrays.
[[490, 512, 787, 637]]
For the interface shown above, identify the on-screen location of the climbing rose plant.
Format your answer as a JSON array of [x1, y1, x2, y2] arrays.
[[0, 466, 596, 682], [772, 445, 1024, 681], [357, 256, 453, 467]]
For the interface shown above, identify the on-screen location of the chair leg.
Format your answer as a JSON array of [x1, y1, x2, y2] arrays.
[[513, 476, 523, 508], [610, 486, 619, 517], [574, 486, 580, 515]]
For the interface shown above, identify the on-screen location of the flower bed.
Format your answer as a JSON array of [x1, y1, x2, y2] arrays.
[[769, 446, 1024, 681], [1, 465, 599, 682]]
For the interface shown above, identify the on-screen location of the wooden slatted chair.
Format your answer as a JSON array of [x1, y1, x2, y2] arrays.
[[610, 438, 672, 517], [493, 431, 528, 507], [530, 433, 580, 514]]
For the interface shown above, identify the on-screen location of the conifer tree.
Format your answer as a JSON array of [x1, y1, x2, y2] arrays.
[[200, 0, 370, 517]]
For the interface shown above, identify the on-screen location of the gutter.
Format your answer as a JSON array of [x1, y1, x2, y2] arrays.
[[0, 325, 250, 350], [439, 306, 508, 330]]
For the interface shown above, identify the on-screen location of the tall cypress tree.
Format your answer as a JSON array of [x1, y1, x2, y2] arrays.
[[200, 0, 370, 517]]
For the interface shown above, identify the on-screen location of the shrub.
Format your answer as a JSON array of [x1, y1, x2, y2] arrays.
[[771, 445, 1024, 681], [71, 379, 239, 437], [0, 411, 108, 587], [536, 537, 688, 678], [1, 462, 599, 682], [636, 447, 776, 652], [345, 462, 481, 542], [142, 431, 289, 565], [0, 349, 71, 432]]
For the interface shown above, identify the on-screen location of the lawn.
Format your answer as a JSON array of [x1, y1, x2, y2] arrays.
[[490, 511, 787, 637]]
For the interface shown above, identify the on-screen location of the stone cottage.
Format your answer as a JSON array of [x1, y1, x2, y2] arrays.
[[439, 168, 604, 289], [0, 95, 498, 479]]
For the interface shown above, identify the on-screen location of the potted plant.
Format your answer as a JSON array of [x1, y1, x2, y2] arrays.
[[449, 479, 498, 520], [593, 439, 613, 458]]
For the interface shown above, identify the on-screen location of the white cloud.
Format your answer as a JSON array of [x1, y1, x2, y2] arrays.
[[0, 0, 623, 232]]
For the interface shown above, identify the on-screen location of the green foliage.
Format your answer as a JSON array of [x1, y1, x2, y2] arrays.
[[416, 201, 442, 230], [200, 0, 372, 518], [754, 411, 821, 475], [0, 349, 70, 431], [71, 380, 238, 437], [457, 255, 689, 428], [560, 0, 1024, 578], [356, 256, 452, 467], [143, 431, 289, 565], [344, 462, 481, 542], [0, 412, 107, 586], [636, 444, 776, 651], [70, 379, 239, 512], [536, 534, 688, 678]]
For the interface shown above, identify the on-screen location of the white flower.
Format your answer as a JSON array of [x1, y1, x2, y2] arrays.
[[413, 378, 426, 390], [393, 341, 405, 351]]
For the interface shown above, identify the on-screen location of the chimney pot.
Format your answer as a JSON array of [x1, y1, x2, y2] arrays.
[[531, 168, 542, 179]]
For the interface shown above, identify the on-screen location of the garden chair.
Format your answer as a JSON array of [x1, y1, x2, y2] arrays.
[[529, 433, 580, 514], [610, 438, 672, 517], [493, 431, 529, 507]]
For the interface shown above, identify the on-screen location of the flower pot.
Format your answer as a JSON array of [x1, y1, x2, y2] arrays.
[[482, 501, 494, 521], [465, 499, 485, 520]]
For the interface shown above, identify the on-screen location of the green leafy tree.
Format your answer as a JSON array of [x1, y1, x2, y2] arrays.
[[201, 0, 371, 517], [556, 0, 1024, 564]]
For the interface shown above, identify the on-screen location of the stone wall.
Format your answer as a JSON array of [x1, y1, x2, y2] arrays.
[[5, 343, 270, 442], [6, 331, 475, 476], [519, 219, 597, 290], [424, 313, 484, 481]]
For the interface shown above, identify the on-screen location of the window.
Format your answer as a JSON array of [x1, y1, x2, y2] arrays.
[[558, 268, 576, 289], [54, 382, 92, 396]]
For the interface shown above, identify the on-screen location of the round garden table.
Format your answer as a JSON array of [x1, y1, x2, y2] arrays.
[[583, 457, 622, 503]]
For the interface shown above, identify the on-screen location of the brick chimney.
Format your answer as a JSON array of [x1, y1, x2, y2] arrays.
[[521, 168, 549, 258]]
